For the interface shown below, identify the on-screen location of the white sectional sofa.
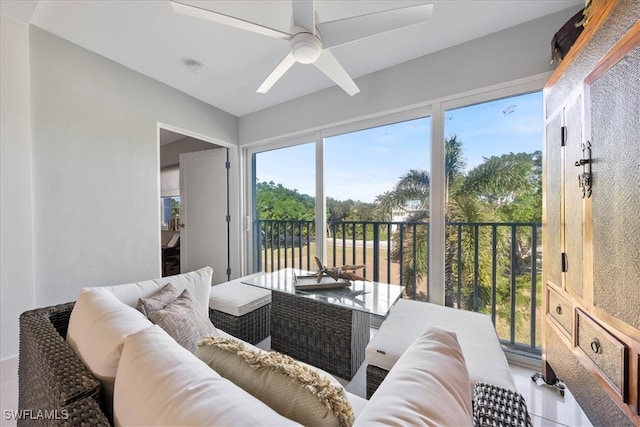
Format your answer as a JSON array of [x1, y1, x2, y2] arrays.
[[18, 267, 533, 426], [366, 298, 517, 398]]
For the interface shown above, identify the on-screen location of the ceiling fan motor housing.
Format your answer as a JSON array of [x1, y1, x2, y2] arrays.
[[290, 27, 322, 64]]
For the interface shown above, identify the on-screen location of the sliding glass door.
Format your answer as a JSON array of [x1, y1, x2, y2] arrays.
[[324, 117, 431, 299]]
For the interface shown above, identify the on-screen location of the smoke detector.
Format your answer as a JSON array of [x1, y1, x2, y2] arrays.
[[185, 59, 205, 75]]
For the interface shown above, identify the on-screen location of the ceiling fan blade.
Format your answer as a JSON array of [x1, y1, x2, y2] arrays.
[[291, 0, 315, 35], [257, 52, 297, 94], [170, 1, 289, 40], [318, 3, 433, 49], [313, 50, 359, 96]]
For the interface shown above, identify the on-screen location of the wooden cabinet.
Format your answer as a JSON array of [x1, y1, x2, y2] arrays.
[[546, 286, 573, 340], [542, 1, 640, 425]]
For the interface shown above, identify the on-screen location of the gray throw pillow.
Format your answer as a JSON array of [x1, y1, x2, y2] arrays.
[[136, 283, 180, 317], [147, 289, 217, 352]]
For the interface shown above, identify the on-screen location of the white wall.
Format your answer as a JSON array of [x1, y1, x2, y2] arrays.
[[0, 15, 35, 361], [239, 7, 580, 144], [0, 24, 239, 359], [28, 25, 238, 305]]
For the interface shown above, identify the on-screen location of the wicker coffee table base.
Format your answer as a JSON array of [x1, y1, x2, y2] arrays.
[[209, 304, 270, 345], [271, 292, 370, 380]]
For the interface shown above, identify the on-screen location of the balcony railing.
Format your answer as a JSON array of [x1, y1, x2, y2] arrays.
[[254, 219, 542, 355]]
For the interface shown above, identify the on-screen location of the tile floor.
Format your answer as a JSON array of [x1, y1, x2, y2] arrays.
[[336, 359, 593, 426], [0, 342, 594, 427], [509, 364, 593, 427]]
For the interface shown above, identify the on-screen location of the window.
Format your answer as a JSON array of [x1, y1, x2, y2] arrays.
[[244, 78, 545, 353], [324, 117, 431, 297], [161, 196, 180, 230], [444, 91, 543, 347], [252, 142, 316, 272]]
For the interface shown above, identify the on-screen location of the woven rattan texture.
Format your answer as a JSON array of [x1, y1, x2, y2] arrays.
[[271, 292, 370, 380], [59, 397, 110, 426], [591, 46, 640, 329], [544, 112, 563, 289], [208, 304, 270, 344], [18, 303, 107, 426], [365, 364, 389, 399], [472, 382, 532, 427]]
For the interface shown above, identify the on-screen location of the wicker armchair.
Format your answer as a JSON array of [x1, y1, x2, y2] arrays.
[[18, 303, 110, 426]]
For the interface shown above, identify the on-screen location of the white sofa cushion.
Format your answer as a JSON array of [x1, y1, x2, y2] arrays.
[[99, 266, 213, 316], [355, 327, 474, 427], [66, 287, 153, 420], [196, 336, 354, 427], [366, 299, 516, 391], [113, 325, 301, 427], [209, 276, 271, 316]]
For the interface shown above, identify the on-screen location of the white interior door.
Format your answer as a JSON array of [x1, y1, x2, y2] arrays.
[[179, 148, 229, 284]]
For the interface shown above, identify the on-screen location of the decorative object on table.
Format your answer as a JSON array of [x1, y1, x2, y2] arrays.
[[313, 256, 368, 283], [293, 274, 351, 290]]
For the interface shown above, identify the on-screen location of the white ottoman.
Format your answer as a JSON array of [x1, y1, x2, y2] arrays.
[[365, 299, 516, 398], [209, 275, 271, 344]]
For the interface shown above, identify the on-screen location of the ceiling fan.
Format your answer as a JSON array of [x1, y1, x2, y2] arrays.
[[170, 0, 433, 96]]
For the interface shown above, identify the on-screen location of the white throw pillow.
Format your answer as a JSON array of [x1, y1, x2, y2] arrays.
[[354, 327, 474, 427], [113, 325, 301, 427], [66, 287, 153, 420], [99, 266, 213, 316]]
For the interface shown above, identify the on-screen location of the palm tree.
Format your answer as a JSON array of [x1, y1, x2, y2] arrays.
[[377, 136, 536, 306], [376, 169, 431, 298]]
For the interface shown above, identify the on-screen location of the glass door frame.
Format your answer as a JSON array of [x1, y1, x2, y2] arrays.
[[241, 73, 548, 304]]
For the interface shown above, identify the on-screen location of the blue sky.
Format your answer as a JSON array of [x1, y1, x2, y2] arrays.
[[256, 91, 542, 203]]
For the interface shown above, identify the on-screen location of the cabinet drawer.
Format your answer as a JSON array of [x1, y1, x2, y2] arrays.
[[547, 287, 573, 338], [576, 310, 628, 401]]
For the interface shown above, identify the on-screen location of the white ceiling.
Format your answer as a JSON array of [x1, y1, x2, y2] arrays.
[[2, 0, 582, 117]]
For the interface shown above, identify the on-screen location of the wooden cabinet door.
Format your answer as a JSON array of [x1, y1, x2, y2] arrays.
[[563, 94, 584, 299], [544, 112, 563, 290], [587, 41, 640, 329]]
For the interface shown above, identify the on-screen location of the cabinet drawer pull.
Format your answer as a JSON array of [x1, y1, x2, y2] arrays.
[[590, 338, 601, 354], [555, 304, 563, 315]]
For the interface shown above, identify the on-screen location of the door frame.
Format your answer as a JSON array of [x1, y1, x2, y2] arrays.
[[157, 122, 242, 279]]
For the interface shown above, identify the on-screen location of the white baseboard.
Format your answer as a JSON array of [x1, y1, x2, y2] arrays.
[[1, 356, 18, 383], [505, 351, 542, 371]]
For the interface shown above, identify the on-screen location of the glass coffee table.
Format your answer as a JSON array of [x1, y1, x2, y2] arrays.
[[242, 268, 404, 380]]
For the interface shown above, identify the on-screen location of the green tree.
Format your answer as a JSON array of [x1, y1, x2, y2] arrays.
[[256, 181, 314, 220], [376, 136, 541, 306], [327, 197, 352, 223], [327, 198, 384, 239]]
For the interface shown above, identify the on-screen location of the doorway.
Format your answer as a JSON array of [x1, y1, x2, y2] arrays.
[[159, 128, 228, 280]]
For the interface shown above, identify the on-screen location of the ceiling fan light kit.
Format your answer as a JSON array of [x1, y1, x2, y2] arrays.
[[171, 1, 433, 96], [290, 30, 322, 64]]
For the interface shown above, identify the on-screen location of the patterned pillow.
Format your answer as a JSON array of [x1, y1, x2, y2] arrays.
[[136, 283, 180, 316], [472, 382, 533, 427], [147, 289, 217, 352], [195, 336, 354, 427]]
